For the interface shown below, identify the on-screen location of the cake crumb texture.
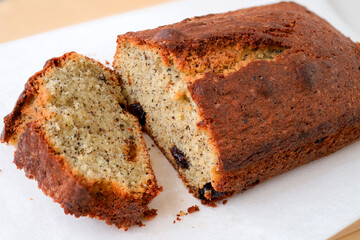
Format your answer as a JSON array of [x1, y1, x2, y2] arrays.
[[1, 52, 161, 229], [114, 2, 360, 202]]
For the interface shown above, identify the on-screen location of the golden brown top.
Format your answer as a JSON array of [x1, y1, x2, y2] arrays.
[[118, 2, 349, 76], [119, 2, 360, 178]]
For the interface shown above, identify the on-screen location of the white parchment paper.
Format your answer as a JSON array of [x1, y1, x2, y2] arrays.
[[0, 0, 359, 239]]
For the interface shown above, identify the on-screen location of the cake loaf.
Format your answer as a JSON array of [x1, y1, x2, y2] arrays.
[[1, 52, 161, 229], [114, 2, 360, 203]]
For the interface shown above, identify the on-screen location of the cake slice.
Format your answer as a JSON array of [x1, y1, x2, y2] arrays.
[[114, 2, 360, 203], [1, 52, 161, 229]]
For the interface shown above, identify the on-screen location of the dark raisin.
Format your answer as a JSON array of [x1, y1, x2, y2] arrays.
[[170, 145, 189, 169], [128, 103, 146, 126], [198, 182, 225, 201], [119, 103, 126, 109], [315, 138, 325, 144]]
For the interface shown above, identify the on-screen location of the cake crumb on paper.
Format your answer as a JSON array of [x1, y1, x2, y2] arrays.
[[187, 205, 200, 214], [203, 201, 217, 208], [173, 205, 200, 223]]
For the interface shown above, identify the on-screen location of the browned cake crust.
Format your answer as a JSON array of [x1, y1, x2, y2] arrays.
[[1, 53, 161, 229], [15, 124, 156, 229], [117, 2, 360, 200]]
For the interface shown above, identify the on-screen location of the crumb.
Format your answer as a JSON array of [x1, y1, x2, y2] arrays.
[[143, 208, 158, 221], [30, 198, 34, 200], [187, 205, 200, 214], [136, 221, 145, 227], [179, 210, 185, 216], [175, 211, 183, 222], [222, 200, 228, 205], [0, 169, 2, 172], [173, 205, 200, 223], [201, 199, 217, 207], [192, 226, 195, 229], [105, 60, 110, 65]]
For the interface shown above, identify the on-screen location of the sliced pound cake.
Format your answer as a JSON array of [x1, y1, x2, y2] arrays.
[[1, 52, 161, 229], [114, 2, 360, 203]]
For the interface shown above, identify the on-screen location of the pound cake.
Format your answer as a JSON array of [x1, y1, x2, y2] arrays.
[[1, 52, 161, 229], [114, 2, 360, 203]]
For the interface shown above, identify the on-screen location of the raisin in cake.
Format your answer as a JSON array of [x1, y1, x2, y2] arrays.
[[1, 52, 161, 229], [113, 2, 360, 203]]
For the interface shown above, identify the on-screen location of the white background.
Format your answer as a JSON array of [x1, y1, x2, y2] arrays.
[[0, 0, 359, 239]]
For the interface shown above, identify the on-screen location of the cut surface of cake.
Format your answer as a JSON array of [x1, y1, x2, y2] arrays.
[[1, 52, 161, 229], [114, 2, 360, 203]]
